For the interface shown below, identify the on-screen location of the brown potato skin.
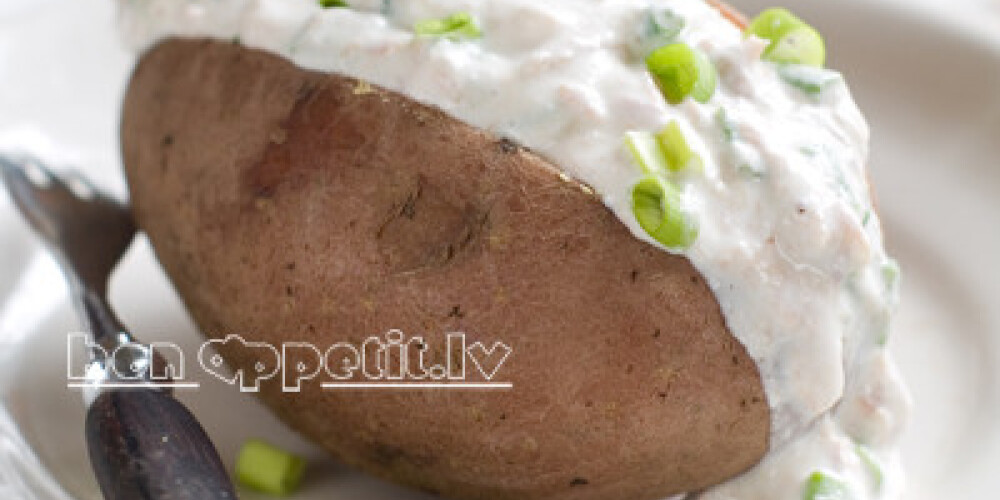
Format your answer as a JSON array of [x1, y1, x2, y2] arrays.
[[122, 39, 769, 499]]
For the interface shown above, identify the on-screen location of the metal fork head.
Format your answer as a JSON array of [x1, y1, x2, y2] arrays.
[[0, 155, 135, 295]]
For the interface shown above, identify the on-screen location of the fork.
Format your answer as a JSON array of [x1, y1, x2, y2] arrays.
[[0, 155, 237, 500]]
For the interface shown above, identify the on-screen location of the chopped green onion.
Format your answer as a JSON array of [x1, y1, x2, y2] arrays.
[[635, 8, 685, 57], [746, 8, 805, 42], [646, 43, 717, 104], [656, 122, 703, 173], [882, 259, 901, 292], [778, 64, 841, 95], [715, 110, 766, 177], [625, 131, 670, 176], [648, 8, 685, 40], [318, 0, 348, 7], [856, 445, 884, 491], [747, 8, 826, 67], [632, 175, 698, 250], [414, 12, 482, 40], [804, 471, 854, 500], [715, 108, 739, 142], [236, 439, 307, 496], [767, 26, 826, 67], [625, 123, 702, 175]]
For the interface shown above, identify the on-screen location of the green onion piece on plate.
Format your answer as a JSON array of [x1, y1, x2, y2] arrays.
[[645, 43, 717, 104], [747, 8, 826, 67], [656, 121, 703, 173], [318, 0, 348, 7], [236, 439, 307, 496], [632, 175, 698, 250], [803, 471, 854, 500], [414, 12, 482, 40]]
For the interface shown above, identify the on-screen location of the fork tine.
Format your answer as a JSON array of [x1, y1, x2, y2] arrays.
[[27, 157, 75, 190], [2, 155, 49, 187], [1, 155, 64, 243], [0, 156, 37, 206], [2, 154, 136, 295], [62, 169, 117, 203], [0, 155, 25, 186], [65, 169, 98, 189]]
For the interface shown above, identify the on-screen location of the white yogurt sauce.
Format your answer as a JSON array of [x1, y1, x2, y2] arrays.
[[116, 0, 911, 498]]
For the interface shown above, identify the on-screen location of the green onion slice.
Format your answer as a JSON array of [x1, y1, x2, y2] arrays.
[[414, 12, 482, 40], [625, 123, 702, 176], [632, 175, 698, 250], [625, 131, 669, 176], [641, 8, 684, 52], [648, 8, 685, 40], [882, 259, 901, 292], [778, 64, 841, 95], [746, 8, 805, 42], [715, 108, 738, 142], [646, 43, 717, 104], [856, 445, 885, 491], [804, 471, 854, 500], [236, 439, 307, 496], [767, 26, 826, 67], [656, 121, 704, 173], [747, 8, 826, 67], [318, 0, 348, 7]]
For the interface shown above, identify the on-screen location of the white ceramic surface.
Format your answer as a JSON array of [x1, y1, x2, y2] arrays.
[[0, 0, 998, 499]]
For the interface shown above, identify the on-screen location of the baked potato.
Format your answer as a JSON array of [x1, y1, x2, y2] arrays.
[[122, 35, 767, 499], [118, 0, 909, 498]]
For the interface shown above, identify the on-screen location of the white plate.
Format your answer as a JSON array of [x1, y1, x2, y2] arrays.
[[1, 1, 998, 499]]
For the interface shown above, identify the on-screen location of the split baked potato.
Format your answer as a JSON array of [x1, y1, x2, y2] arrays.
[[121, 4, 768, 499]]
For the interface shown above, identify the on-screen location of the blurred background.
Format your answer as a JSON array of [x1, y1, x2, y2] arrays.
[[1, 0, 998, 499]]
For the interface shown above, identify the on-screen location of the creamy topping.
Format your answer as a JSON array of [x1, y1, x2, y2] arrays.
[[116, 0, 911, 498]]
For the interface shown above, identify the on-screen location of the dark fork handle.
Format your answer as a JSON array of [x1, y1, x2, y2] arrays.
[[86, 389, 237, 500]]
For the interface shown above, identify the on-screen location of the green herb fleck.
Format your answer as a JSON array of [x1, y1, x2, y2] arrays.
[[636, 8, 684, 55], [716, 110, 766, 177], [647, 8, 684, 40], [778, 64, 841, 96], [715, 108, 738, 142], [319, 0, 348, 7], [414, 12, 482, 40], [804, 471, 854, 500], [856, 445, 884, 491], [882, 259, 901, 293]]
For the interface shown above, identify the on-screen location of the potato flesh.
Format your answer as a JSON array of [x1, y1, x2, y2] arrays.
[[122, 39, 768, 500]]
